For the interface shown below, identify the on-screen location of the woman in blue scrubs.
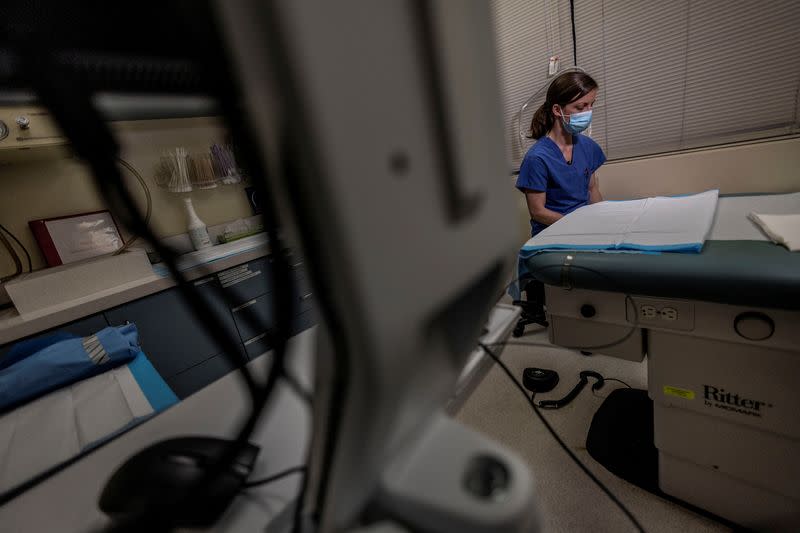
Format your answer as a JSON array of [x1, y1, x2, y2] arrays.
[[516, 71, 606, 237]]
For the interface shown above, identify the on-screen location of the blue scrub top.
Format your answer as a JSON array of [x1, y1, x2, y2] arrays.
[[516, 134, 606, 237]]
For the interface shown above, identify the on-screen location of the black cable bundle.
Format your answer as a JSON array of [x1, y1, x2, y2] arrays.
[[0, 223, 32, 281], [13, 41, 300, 531]]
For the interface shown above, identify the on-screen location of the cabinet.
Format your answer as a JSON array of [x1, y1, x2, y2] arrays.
[[0, 254, 316, 399], [165, 353, 238, 399], [105, 276, 244, 379], [232, 294, 274, 345], [217, 257, 272, 307]]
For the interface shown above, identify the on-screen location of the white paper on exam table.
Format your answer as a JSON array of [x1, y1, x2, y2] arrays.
[[708, 192, 800, 241], [522, 189, 719, 253]]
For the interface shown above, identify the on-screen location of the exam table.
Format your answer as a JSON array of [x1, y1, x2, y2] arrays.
[[521, 192, 800, 531]]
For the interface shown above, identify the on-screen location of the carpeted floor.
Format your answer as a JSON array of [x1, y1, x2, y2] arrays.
[[454, 324, 732, 533]]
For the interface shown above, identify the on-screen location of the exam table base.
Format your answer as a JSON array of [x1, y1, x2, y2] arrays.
[[542, 286, 800, 531], [657, 418, 800, 531], [649, 332, 800, 531]]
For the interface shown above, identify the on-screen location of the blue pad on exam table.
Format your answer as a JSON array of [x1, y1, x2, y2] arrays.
[[0, 324, 141, 413]]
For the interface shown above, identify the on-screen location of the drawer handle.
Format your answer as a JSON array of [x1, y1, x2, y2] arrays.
[[244, 332, 268, 346], [193, 278, 215, 287], [221, 270, 261, 288], [300, 293, 313, 301], [232, 299, 258, 312], [218, 265, 249, 279]]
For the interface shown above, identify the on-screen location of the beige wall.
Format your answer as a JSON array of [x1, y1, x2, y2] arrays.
[[0, 117, 252, 276], [516, 136, 800, 243], [598, 136, 800, 200]]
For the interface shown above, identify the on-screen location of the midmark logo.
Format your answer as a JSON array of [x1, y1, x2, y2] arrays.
[[703, 385, 773, 418]]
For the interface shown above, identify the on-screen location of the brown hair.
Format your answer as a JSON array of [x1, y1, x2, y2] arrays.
[[529, 71, 598, 139]]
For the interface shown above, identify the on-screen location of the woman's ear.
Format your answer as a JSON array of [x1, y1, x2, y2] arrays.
[[551, 103, 563, 119]]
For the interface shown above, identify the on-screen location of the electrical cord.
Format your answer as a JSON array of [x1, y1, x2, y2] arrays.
[[157, 5, 326, 531], [485, 339, 564, 349], [243, 466, 307, 489], [0, 223, 32, 273], [591, 378, 633, 400], [0, 229, 23, 282], [485, 338, 637, 355], [478, 342, 646, 533], [113, 157, 152, 256], [5, 6, 311, 531], [504, 261, 643, 352], [485, 331, 640, 355], [604, 378, 632, 389], [97, 154, 291, 530], [93, 160, 280, 530], [526, 368, 634, 408], [3, 70, 311, 520], [100, 151, 292, 530], [18, 49, 297, 533], [536, 370, 605, 410], [569, 0, 578, 65], [241, 2, 360, 529]]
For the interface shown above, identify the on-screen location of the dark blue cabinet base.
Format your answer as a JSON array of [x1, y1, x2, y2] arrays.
[[166, 353, 238, 399]]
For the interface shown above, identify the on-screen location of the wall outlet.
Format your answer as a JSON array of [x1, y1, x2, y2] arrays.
[[660, 307, 678, 321], [638, 304, 679, 322], [630, 298, 693, 331], [640, 305, 658, 319]]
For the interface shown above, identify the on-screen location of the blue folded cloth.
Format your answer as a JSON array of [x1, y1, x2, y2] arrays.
[[0, 331, 79, 370], [0, 324, 141, 413]]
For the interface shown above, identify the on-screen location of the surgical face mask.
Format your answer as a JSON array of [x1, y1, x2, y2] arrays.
[[559, 108, 593, 135]]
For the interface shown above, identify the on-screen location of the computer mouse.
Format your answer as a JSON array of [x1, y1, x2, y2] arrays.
[[99, 436, 259, 529]]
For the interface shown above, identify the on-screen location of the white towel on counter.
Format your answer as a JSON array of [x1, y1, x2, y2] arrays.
[[748, 213, 800, 251]]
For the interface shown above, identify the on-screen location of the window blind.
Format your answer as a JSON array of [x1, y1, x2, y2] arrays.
[[574, 0, 800, 160], [491, 0, 575, 170]]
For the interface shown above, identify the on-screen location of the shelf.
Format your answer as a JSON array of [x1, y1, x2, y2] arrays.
[[0, 238, 270, 346], [0, 92, 217, 122]]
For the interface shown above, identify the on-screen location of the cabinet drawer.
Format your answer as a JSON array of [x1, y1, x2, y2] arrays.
[[289, 257, 305, 277], [243, 332, 271, 360], [234, 287, 313, 344], [105, 277, 242, 378], [294, 275, 314, 314], [232, 293, 274, 343], [166, 353, 238, 399], [292, 310, 317, 336], [217, 257, 272, 307], [244, 309, 317, 360]]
